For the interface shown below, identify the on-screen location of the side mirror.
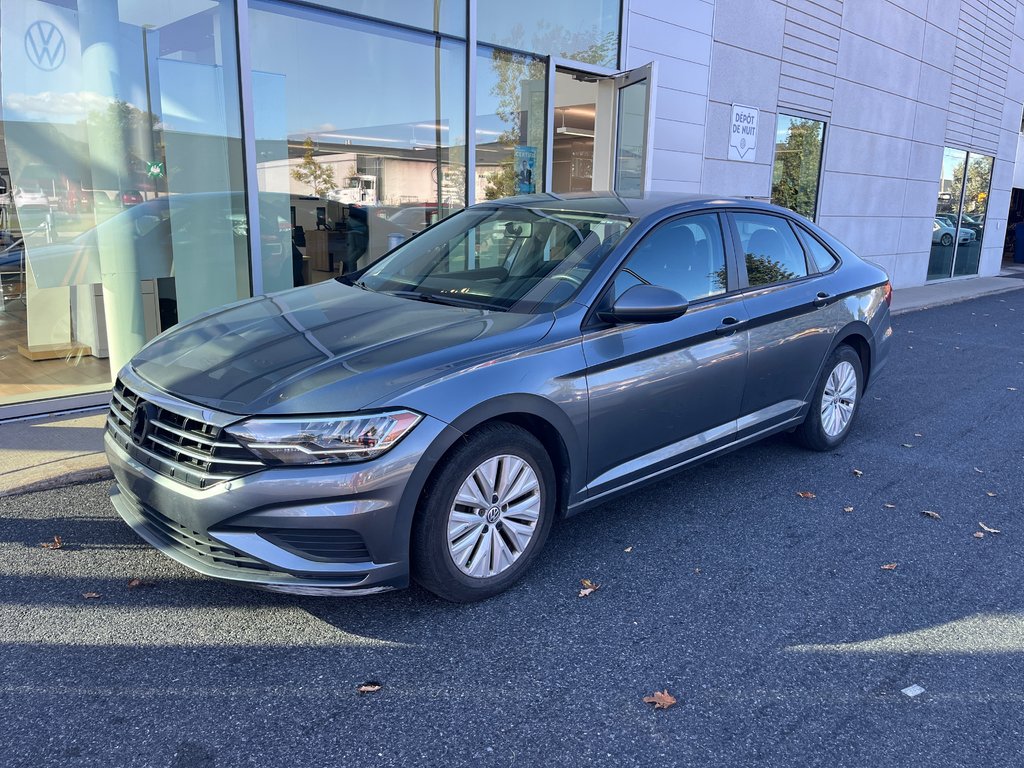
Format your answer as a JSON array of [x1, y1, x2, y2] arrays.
[[598, 284, 689, 324]]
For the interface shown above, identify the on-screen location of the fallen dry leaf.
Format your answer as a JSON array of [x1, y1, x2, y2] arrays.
[[40, 535, 63, 550], [82, 592, 101, 599], [985, 492, 998, 498], [880, 563, 898, 571], [974, 532, 985, 539], [914, 433, 923, 437], [901, 443, 914, 448], [357, 682, 382, 694], [126, 578, 152, 589], [1008, 388, 1018, 392], [884, 503, 897, 509], [579, 578, 601, 598], [797, 491, 816, 499], [623, 546, 633, 553], [922, 510, 941, 520], [694, 567, 702, 575], [974, 467, 985, 474], [642, 689, 678, 710], [979, 522, 1001, 534], [843, 506, 854, 513], [852, 469, 864, 478]]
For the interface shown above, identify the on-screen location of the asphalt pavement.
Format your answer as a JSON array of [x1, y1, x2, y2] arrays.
[[2, 292, 1023, 768]]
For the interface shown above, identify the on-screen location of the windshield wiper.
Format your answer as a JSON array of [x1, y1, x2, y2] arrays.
[[382, 289, 505, 311]]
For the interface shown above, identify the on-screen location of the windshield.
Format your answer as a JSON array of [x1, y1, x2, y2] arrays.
[[356, 206, 633, 313]]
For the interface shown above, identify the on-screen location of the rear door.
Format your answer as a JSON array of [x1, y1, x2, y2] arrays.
[[727, 210, 836, 435], [582, 212, 748, 500]]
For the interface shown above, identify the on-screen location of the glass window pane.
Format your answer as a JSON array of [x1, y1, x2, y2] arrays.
[[248, 2, 467, 291], [314, 0, 464, 36], [615, 78, 648, 196], [476, 46, 546, 201], [771, 114, 825, 221], [928, 147, 968, 280], [952, 153, 993, 277], [0, 0, 248, 408], [800, 230, 839, 272], [616, 214, 727, 301], [734, 213, 809, 287], [478, 0, 620, 66]]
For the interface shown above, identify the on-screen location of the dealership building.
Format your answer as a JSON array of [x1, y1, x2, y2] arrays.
[[1, 0, 1023, 418]]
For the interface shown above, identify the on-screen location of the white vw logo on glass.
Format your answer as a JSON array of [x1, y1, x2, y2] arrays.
[[25, 20, 66, 71]]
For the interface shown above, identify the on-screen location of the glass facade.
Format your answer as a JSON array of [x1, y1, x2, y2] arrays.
[[770, 114, 825, 221], [927, 148, 994, 280], [0, 0, 621, 413], [0, 0, 247, 408]]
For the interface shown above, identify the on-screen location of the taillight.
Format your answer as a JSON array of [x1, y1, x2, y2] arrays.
[[883, 281, 892, 307]]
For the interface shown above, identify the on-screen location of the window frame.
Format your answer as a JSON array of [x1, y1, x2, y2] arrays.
[[793, 224, 842, 275], [770, 112, 828, 222], [724, 209, 821, 292]]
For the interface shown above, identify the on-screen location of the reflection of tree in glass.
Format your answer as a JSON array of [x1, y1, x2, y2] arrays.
[[482, 30, 616, 200], [86, 99, 164, 190], [771, 118, 823, 220], [947, 155, 994, 217], [710, 253, 795, 290], [291, 137, 336, 198]]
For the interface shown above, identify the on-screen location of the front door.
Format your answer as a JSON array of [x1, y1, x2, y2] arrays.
[[582, 212, 748, 502], [548, 63, 655, 196]]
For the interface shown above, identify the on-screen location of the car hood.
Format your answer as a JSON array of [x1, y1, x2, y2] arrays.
[[131, 280, 555, 415]]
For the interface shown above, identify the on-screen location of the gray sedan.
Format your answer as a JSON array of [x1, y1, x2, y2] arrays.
[[105, 193, 893, 602]]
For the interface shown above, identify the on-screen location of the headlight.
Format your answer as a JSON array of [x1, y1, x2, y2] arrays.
[[225, 410, 422, 465]]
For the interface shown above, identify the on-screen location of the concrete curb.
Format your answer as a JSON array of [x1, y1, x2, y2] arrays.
[[890, 277, 1024, 316], [0, 465, 113, 499]]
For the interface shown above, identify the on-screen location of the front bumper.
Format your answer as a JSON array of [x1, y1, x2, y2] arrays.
[[105, 387, 457, 596]]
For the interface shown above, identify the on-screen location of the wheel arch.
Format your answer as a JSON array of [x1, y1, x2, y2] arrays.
[[831, 322, 873, 387]]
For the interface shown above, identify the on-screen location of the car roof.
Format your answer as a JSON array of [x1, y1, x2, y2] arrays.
[[474, 191, 791, 220]]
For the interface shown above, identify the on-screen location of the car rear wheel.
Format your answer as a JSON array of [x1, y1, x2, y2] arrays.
[[411, 423, 556, 602], [794, 345, 863, 451], [940, 232, 953, 246]]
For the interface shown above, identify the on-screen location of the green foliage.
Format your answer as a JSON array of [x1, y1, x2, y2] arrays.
[[291, 137, 336, 198], [745, 253, 796, 285], [771, 118, 824, 220]]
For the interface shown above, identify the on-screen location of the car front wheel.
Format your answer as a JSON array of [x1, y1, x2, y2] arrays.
[[795, 345, 863, 451], [411, 423, 556, 602]]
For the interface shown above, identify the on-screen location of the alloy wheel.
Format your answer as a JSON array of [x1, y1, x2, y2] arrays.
[[820, 360, 858, 437], [446, 454, 541, 578]]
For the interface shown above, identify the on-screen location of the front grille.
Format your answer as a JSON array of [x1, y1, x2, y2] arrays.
[[258, 528, 371, 563], [134, 502, 279, 574], [107, 378, 264, 490]]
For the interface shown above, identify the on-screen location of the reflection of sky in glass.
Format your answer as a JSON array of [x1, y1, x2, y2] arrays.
[[478, 0, 619, 65], [314, 0, 465, 36], [941, 147, 967, 181], [249, 2, 465, 146]]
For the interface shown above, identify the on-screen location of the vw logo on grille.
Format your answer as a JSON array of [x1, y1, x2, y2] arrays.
[[130, 403, 157, 447], [25, 20, 66, 71]]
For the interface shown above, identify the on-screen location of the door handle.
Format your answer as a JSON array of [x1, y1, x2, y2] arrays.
[[813, 291, 832, 307], [715, 316, 746, 336]]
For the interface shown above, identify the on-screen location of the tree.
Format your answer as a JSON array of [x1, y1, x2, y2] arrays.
[[771, 119, 824, 219], [291, 137, 336, 198]]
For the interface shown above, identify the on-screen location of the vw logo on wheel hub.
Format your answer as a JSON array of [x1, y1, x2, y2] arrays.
[[485, 506, 501, 524]]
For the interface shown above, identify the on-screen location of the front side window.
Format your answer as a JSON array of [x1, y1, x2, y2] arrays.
[[358, 206, 633, 313], [734, 213, 809, 287], [771, 114, 826, 221], [613, 213, 727, 302]]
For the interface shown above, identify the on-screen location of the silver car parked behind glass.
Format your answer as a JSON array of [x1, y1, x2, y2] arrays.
[[105, 193, 892, 602]]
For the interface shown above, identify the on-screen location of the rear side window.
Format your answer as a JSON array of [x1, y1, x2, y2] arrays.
[[613, 213, 727, 302], [800, 230, 839, 272], [733, 212, 809, 287]]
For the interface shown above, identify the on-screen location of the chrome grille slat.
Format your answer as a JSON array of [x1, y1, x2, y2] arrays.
[[107, 378, 264, 489]]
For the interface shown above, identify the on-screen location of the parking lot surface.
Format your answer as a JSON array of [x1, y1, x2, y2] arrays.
[[2, 291, 1023, 767]]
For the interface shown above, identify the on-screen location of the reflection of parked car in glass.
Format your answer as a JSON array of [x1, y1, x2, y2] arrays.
[[387, 204, 440, 233], [12, 185, 50, 209], [933, 218, 974, 246], [120, 189, 144, 207]]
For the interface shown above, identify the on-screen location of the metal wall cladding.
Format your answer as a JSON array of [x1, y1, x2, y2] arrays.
[[947, 0, 1017, 156], [778, 0, 844, 118]]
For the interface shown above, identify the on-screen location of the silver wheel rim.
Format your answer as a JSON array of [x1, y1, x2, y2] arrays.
[[821, 360, 858, 437], [447, 454, 541, 579]]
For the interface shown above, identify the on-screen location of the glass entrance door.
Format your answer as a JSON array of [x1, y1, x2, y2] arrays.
[[548, 63, 654, 196]]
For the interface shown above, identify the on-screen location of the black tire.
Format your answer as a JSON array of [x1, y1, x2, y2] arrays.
[[794, 345, 864, 452], [940, 232, 953, 247], [411, 422, 556, 602]]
